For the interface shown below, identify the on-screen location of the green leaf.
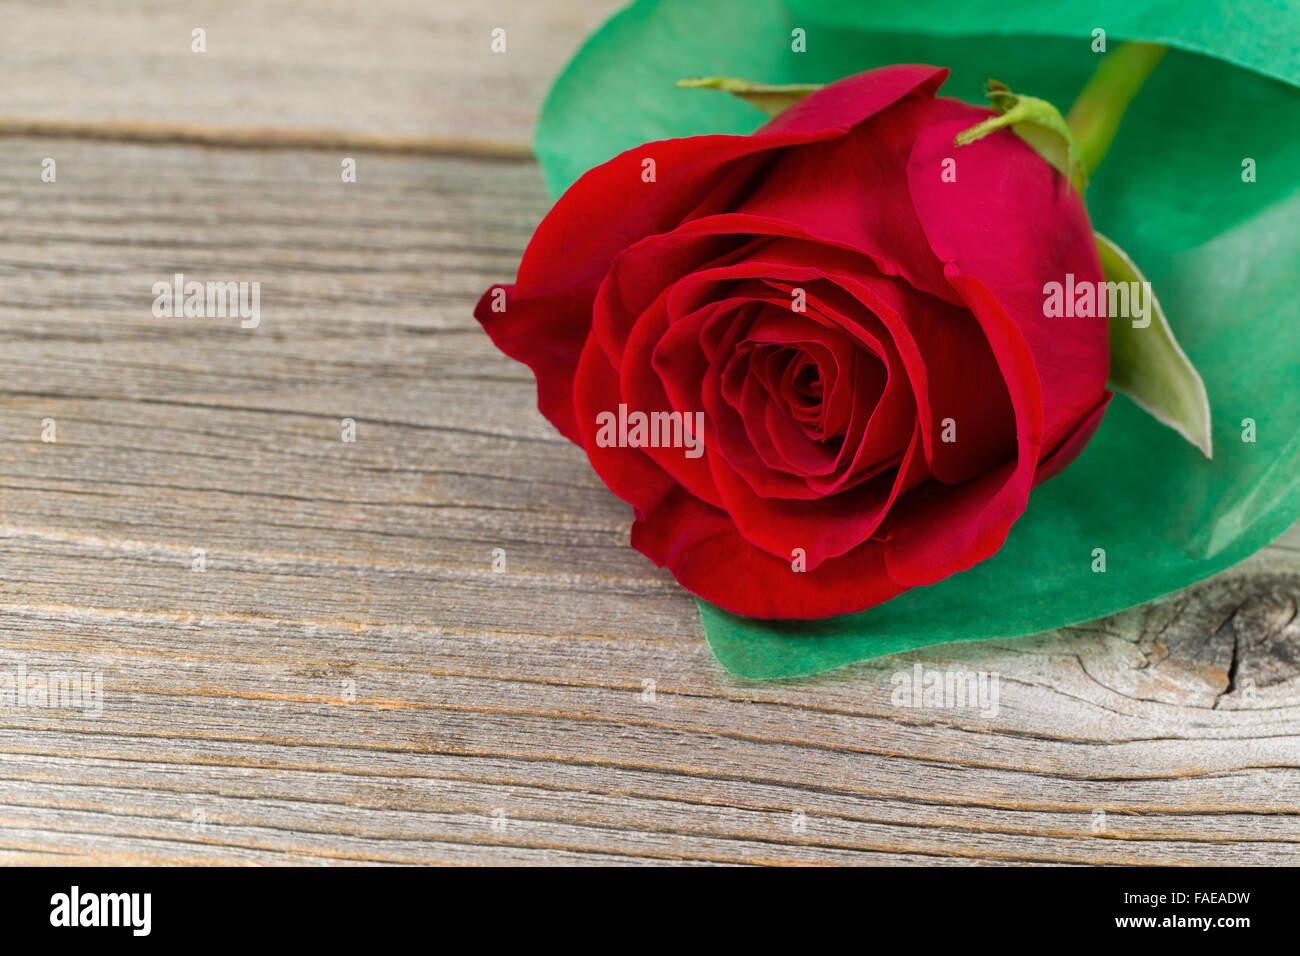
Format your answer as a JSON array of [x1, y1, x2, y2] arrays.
[[676, 77, 822, 116], [534, 0, 1300, 678], [955, 80, 1087, 190], [1097, 232, 1212, 457]]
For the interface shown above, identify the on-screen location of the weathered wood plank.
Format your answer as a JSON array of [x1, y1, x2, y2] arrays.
[[0, 0, 622, 151], [0, 138, 1297, 865]]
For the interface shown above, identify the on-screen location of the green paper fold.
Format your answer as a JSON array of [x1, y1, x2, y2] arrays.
[[533, 0, 1300, 678], [785, 0, 1300, 90]]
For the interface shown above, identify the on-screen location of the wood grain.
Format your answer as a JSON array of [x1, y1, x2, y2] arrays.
[[0, 0, 624, 151], [0, 137, 1297, 864]]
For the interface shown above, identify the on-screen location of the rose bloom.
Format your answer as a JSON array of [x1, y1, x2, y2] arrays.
[[476, 65, 1110, 619]]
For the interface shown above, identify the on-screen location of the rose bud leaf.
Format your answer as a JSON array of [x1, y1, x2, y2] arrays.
[[1096, 232, 1212, 458]]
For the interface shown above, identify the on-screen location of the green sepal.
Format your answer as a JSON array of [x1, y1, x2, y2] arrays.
[[676, 77, 823, 116], [955, 80, 1087, 191]]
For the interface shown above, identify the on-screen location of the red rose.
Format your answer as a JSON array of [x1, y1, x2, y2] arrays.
[[475, 64, 1111, 619]]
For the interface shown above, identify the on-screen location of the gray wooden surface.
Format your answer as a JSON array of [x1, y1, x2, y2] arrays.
[[0, 0, 1296, 865]]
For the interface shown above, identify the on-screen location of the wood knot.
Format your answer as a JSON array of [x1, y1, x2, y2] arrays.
[[1221, 580, 1300, 698], [1069, 572, 1300, 709]]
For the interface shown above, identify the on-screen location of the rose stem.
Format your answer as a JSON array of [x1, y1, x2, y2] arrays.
[[1066, 41, 1167, 177]]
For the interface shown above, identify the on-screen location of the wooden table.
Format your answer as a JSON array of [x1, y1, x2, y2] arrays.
[[0, 0, 1296, 866]]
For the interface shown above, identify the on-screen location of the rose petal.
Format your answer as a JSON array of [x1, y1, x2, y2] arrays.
[[906, 100, 1110, 456], [880, 272, 1044, 586], [630, 486, 907, 619]]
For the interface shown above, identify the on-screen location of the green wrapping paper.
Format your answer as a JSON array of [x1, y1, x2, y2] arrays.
[[533, 0, 1300, 678]]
